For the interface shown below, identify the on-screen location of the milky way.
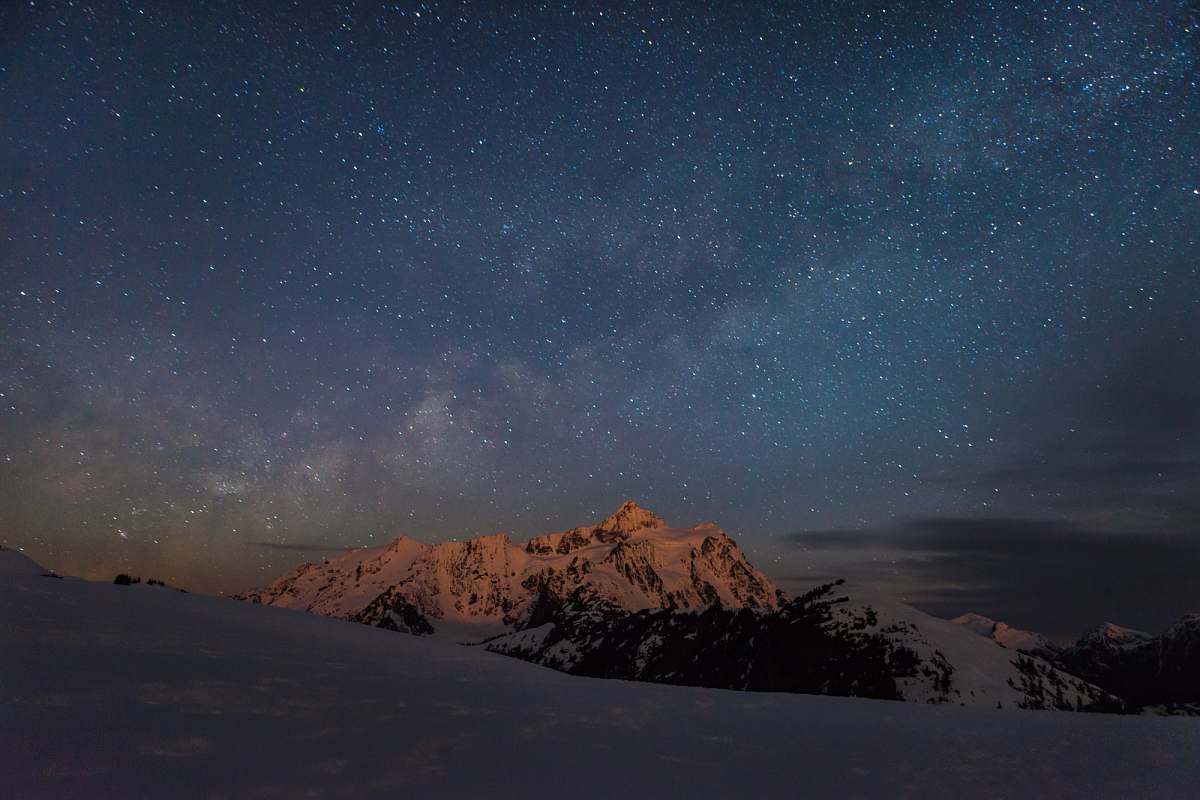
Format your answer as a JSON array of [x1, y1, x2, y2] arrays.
[[1, 1, 1197, 629]]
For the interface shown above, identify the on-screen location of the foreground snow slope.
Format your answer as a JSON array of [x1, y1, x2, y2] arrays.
[[2, 549, 1198, 799]]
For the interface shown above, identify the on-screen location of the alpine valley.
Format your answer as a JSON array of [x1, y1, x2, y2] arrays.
[[239, 502, 1196, 714]]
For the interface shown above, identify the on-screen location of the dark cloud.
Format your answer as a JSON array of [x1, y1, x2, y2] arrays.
[[789, 517, 1200, 639]]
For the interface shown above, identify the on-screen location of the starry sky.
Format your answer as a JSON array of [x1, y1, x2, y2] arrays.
[[2, 1, 1197, 635]]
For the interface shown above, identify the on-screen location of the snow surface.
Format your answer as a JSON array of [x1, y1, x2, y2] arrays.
[[3, 547, 1199, 799]]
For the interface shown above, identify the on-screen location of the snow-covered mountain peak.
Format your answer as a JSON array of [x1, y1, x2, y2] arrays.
[[951, 612, 1001, 637], [950, 612, 1055, 654], [598, 501, 666, 534], [1053, 615, 1200, 709], [240, 506, 778, 636]]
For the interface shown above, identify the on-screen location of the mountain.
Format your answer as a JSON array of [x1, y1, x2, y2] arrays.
[[238, 502, 779, 638], [241, 503, 1117, 712], [1054, 616, 1200, 713], [8, 547, 1199, 798], [949, 612, 1200, 714], [1072, 622, 1154, 652], [951, 612, 1058, 656]]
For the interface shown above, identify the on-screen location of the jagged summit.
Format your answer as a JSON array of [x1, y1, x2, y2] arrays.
[[598, 501, 666, 534]]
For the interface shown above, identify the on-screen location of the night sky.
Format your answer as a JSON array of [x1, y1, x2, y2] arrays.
[[2, 1, 1197, 636]]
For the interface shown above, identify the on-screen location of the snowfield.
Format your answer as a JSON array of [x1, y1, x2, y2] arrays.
[[2, 548, 1198, 799]]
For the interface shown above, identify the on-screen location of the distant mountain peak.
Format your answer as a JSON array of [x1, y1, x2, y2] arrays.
[[1055, 615, 1200, 708], [951, 612, 1000, 636], [951, 612, 1056, 655], [598, 501, 666, 534], [1088, 622, 1151, 646]]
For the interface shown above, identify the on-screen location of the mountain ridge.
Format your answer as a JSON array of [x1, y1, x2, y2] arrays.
[[951, 609, 1200, 713], [238, 503, 1122, 712]]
